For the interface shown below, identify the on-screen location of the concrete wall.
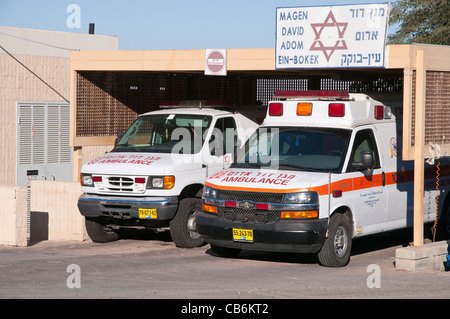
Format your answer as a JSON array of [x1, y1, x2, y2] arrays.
[[30, 180, 87, 241], [0, 186, 28, 246]]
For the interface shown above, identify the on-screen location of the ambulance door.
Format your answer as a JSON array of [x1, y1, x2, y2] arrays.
[[376, 123, 412, 229], [345, 126, 387, 235], [205, 116, 237, 175]]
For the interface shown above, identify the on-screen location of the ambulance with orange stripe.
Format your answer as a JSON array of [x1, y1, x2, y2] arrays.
[[196, 90, 450, 267]]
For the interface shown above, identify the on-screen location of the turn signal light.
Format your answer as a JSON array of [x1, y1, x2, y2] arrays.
[[164, 176, 175, 189], [202, 204, 217, 213], [281, 211, 318, 219]]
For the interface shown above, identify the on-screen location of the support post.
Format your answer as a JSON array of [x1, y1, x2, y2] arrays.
[[413, 50, 426, 247]]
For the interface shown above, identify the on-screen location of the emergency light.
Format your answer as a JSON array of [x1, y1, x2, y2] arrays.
[[268, 102, 283, 116], [328, 103, 345, 117], [296, 102, 312, 116], [274, 90, 349, 100], [159, 100, 234, 109]]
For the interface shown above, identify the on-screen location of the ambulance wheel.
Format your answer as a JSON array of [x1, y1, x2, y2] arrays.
[[318, 213, 352, 267], [85, 217, 120, 243], [210, 245, 241, 258], [170, 198, 205, 248]]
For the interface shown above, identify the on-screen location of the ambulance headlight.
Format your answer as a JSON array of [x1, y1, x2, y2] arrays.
[[147, 176, 175, 189], [202, 186, 218, 199], [283, 191, 318, 204], [81, 174, 93, 186]]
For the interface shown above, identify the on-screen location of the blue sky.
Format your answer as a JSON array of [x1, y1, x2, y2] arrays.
[[0, 0, 394, 50]]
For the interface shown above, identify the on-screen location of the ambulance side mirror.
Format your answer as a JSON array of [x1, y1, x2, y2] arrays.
[[233, 141, 242, 163], [115, 131, 124, 146], [352, 151, 373, 172]]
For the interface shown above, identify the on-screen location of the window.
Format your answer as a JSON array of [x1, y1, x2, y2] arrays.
[[346, 129, 380, 172], [113, 114, 212, 154], [209, 117, 237, 156], [233, 127, 351, 173]]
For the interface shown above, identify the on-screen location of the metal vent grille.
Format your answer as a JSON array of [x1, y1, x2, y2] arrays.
[[75, 72, 255, 137], [257, 78, 308, 106], [410, 71, 450, 147], [19, 103, 70, 165], [75, 71, 403, 138]]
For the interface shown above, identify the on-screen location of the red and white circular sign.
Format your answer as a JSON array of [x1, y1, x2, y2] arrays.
[[205, 49, 227, 75]]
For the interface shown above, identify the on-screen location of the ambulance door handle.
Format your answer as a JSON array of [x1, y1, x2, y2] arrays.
[[382, 172, 385, 187]]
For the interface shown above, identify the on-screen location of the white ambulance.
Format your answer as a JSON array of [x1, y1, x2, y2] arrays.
[[78, 102, 258, 248], [197, 90, 450, 267]]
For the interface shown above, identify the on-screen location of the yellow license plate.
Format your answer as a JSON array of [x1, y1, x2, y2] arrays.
[[233, 228, 253, 242], [138, 208, 157, 219]]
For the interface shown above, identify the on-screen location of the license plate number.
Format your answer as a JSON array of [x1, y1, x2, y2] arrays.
[[233, 228, 253, 242], [138, 208, 157, 219]]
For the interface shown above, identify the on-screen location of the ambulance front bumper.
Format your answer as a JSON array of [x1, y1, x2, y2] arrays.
[[77, 194, 178, 220], [196, 212, 328, 254]]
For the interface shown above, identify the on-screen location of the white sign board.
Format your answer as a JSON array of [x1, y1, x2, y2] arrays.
[[205, 49, 227, 76], [276, 3, 389, 69]]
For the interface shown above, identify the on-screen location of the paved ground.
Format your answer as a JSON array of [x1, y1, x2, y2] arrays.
[[0, 229, 449, 305]]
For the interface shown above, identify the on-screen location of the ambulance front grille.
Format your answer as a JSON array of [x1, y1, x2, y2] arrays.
[[217, 190, 283, 203], [106, 176, 134, 192], [218, 207, 280, 223]]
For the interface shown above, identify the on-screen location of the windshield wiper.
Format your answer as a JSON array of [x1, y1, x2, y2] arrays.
[[112, 144, 140, 152], [276, 164, 316, 172], [230, 162, 262, 168]]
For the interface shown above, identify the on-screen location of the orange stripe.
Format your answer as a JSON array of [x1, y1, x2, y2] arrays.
[[206, 165, 450, 196], [207, 172, 392, 196]]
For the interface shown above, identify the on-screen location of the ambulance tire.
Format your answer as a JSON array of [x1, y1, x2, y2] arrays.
[[170, 198, 205, 248], [317, 213, 352, 267], [85, 217, 120, 243]]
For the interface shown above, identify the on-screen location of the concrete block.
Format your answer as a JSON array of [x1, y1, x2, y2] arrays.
[[0, 186, 28, 247], [395, 240, 450, 271], [30, 180, 87, 241]]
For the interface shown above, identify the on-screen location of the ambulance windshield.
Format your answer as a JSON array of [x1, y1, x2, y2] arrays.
[[112, 114, 212, 153], [233, 127, 351, 173]]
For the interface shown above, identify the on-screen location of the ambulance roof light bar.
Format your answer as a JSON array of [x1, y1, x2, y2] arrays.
[[160, 100, 235, 109], [274, 90, 350, 100]]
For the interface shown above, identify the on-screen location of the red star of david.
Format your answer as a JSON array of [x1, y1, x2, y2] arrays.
[[310, 11, 348, 62]]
